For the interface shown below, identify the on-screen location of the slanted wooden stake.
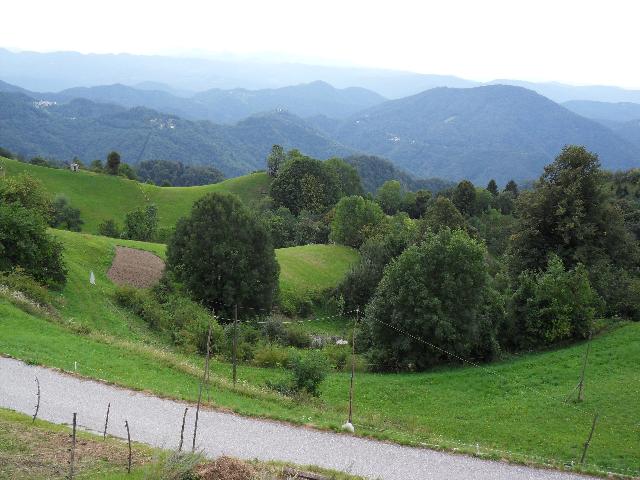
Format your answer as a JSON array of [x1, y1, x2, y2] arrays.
[[192, 346, 209, 451], [348, 308, 359, 425], [578, 331, 593, 402], [32, 377, 40, 423], [125, 420, 132, 474], [69, 412, 77, 479], [580, 412, 599, 464], [206, 310, 214, 402], [204, 318, 212, 402], [103, 402, 110, 440], [232, 304, 238, 386], [178, 407, 188, 452]]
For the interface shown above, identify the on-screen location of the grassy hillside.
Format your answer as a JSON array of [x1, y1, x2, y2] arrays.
[[276, 244, 359, 313], [1, 298, 638, 476], [1, 157, 270, 233], [45, 230, 356, 331], [0, 232, 637, 476]]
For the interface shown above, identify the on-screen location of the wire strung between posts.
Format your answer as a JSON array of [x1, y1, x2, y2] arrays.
[[369, 317, 600, 420]]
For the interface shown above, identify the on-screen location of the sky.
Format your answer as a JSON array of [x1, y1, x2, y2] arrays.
[[2, 0, 640, 89]]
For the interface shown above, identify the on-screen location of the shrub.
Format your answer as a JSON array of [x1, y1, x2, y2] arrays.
[[143, 450, 202, 480], [0, 202, 67, 288], [282, 325, 312, 348], [0, 269, 54, 306], [221, 323, 262, 362], [364, 228, 498, 371], [508, 255, 597, 349], [97, 219, 121, 238], [330, 195, 385, 248], [253, 344, 292, 368], [122, 204, 158, 241], [289, 350, 330, 396], [49, 195, 84, 231]]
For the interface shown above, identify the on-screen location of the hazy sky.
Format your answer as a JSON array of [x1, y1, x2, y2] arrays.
[[3, 0, 639, 88]]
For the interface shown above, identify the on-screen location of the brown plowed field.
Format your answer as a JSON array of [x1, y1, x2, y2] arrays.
[[106, 246, 165, 288]]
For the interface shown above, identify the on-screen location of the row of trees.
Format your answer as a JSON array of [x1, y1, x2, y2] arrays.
[[334, 146, 640, 371]]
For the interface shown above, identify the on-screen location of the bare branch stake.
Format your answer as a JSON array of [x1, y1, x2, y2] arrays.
[[32, 377, 40, 423], [125, 420, 132, 474], [103, 402, 110, 440], [178, 407, 188, 452]]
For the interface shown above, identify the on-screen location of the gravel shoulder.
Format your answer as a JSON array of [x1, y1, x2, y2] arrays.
[[0, 357, 597, 480]]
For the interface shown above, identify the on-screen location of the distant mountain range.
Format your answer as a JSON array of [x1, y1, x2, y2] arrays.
[[1, 80, 638, 184], [3, 48, 640, 103], [0, 79, 385, 124], [326, 85, 640, 183], [0, 91, 351, 177]]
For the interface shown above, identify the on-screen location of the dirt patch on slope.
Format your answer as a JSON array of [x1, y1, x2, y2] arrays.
[[107, 246, 165, 288]]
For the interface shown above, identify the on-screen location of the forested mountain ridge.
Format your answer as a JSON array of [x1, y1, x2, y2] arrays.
[[0, 92, 353, 176], [0, 78, 386, 124], [330, 85, 640, 183], [562, 100, 640, 123]]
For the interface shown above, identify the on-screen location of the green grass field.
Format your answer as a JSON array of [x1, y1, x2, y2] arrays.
[[46, 230, 357, 324], [0, 232, 638, 476], [0, 157, 271, 233], [276, 244, 359, 314]]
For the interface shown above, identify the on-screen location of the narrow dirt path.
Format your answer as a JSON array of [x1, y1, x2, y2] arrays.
[[0, 357, 596, 480]]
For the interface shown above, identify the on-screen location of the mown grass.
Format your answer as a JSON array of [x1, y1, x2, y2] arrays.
[[1, 157, 271, 233], [2, 299, 639, 477], [48, 229, 357, 324], [276, 244, 359, 314]]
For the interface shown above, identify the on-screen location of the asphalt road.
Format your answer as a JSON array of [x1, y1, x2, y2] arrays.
[[0, 357, 596, 480]]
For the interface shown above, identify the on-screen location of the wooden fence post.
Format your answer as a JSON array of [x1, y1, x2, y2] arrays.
[[232, 304, 238, 386], [69, 412, 77, 479], [578, 332, 592, 402], [580, 412, 599, 464]]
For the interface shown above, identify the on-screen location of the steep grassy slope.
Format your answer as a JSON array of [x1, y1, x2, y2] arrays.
[[1, 158, 271, 233], [276, 245, 359, 313], [46, 230, 356, 329]]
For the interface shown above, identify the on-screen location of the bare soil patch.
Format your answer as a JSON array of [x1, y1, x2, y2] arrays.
[[107, 246, 165, 288]]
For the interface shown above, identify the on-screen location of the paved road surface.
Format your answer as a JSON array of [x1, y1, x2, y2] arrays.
[[0, 357, 595, 480]]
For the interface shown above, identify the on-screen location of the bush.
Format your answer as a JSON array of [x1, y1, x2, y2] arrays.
[[122, 204, 158, 241], [115, 283, 223, 354], [507, 255, 597, 349], [330, 195, 385, 248], [364, 228, 497, 371], [262, 317, 288, 343], [253, 344, 292, 368], [0, 202, 67, 288], [282, 325, 312, 348], [97, 219, 121, 238], [322, 344, 368, 372], [0, 270, 54, 306], [49, 195, 84, 231], [289, 350, 330, 396], [221, 323, 262, 362]]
